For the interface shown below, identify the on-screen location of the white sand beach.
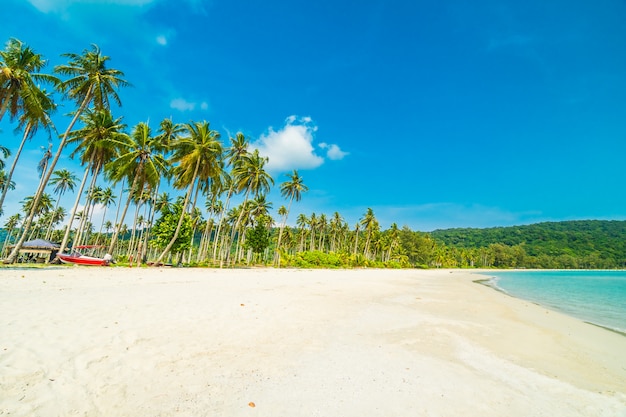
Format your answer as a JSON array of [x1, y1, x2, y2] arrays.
[[1, 267, 625, 416]]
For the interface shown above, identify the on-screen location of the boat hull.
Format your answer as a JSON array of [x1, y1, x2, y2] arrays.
[[57, 254, 108, 266]]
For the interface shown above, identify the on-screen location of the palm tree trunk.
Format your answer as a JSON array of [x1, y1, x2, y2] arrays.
[[110, 179, 126, 256], [212, 187, 234, 262], [45, 196, 62, 241], [77, 161, 103, 246], [108, 174, 141, 255], [5, 89, 93, 263], [140, 184, 159, 263], [274, 196, 293, 265], [59, 165, 90, 253], [154, 159, 200, 265], [93, 206, 108, 247], [0, 124, 31, 215]]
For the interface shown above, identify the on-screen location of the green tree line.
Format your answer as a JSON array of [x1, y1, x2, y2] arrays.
[[2, 38, 624, 269]]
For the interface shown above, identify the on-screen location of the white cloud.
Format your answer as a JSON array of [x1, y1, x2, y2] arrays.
[[318, 143, 348, 160], [156, 35, 167, 46], [169, 97, 209, 112], [251, 116, 325, 173], [27, 0, 156, 13], [170, 98, 195, 112]]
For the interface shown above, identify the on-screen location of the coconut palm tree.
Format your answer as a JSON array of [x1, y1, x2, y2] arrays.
[[0, 38, 58, 123], [154, 120, 222, 265], [212, 133, 248, 262], [0, 170, 15, 216], [135, 118, 179, 262], [2, 213, 21, 255], [5, 44, 128, 263], [276, 170, 307, 263], [0, 146, 9, 171], [0, 88, 56, 218], [59, 108, 126, 252], [105, 122, 167, 255], [45, 169, 78, 240], [229, 149, 273, 264], [21, 192, 54, 239], [329, 212, 344, 252], [43, 207, 66, 241], [360, 208, 377, 259], [296, 213, 308, 252], [92, 187, 115, 246]]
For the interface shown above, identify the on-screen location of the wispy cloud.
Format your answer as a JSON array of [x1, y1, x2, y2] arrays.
[[318, 143, 348, 160], [251, 116, 328, 173], [27, 0, 156, 13], [169, 97, 209, 112]]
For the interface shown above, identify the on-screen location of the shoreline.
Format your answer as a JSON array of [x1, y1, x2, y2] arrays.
[[474, 270, 626, 337], [1, 267, 625, 416]]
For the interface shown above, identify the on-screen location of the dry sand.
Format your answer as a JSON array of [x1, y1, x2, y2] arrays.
[[1, 267, 625, 416]]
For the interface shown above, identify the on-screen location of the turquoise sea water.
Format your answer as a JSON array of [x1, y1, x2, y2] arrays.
[[479, 270, 626, 334]]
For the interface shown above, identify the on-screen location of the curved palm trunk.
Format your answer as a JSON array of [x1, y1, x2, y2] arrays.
[[110, 179, 126, 253], [154, 159, 200, 265], [108, 174, 141, 255], [0, 99, 11, 124], [140, 185, 159, 263], [227, 188, 251, 265], [0, 124, 31, 215], [127, 200, 142, 259], [212, 186, 234, 262], [44, 194, 62, 241], [59, 165, 90, 253], [74, 163, 101, 247], [93, 205, 109, 247], [274, 196, 294, 266], [5, 89, 92, 264]]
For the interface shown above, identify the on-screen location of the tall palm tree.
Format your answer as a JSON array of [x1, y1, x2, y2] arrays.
[[45, 169, 78, 240], [105, 122, 167, 255], [5, 44, 128, 263], [93, 187, 115, 246], [154, 120, 222, 265], [229, 149, 273, 263], [2, 213, 21, 255], [296, 213, 308, 252], [59, 108, 126, 252], [74, 185, 102, 247], [212, 133, 248, 262], [0, 38, 58, 123], [0, 87, 56, 217], [0, 145, 9, 171], [137, 118, 180, 262], [329, 212, 344, 252], [360, 208, 379, 259], [276, 169, 308, 263], [21, 193, 54, 239], [0, 169, 15, 216]]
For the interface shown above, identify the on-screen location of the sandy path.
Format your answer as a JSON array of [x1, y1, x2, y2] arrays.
[[1, 267, 625, 416]]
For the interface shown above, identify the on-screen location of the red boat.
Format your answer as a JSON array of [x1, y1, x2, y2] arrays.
[[57, 246, 110, 266]]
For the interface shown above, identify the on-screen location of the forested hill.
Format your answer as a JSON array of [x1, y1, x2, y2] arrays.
[[430, 220, 626, 268]]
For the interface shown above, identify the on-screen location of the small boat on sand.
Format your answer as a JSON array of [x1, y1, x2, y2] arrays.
[[57, 246, 111, 266]]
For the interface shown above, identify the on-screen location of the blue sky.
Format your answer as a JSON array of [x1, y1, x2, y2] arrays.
[[1, 0, 626, 231]]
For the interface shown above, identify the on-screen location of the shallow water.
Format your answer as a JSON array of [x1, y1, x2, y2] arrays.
[[479, 270, 626, 334]]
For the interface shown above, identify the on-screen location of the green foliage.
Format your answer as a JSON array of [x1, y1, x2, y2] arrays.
[[151, 202, 193, 253], [244, 218, 271, 254], [430, 220, 626, 269]]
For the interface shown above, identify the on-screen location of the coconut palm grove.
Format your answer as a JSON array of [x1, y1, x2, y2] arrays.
[[2, 38, 626, 269]]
